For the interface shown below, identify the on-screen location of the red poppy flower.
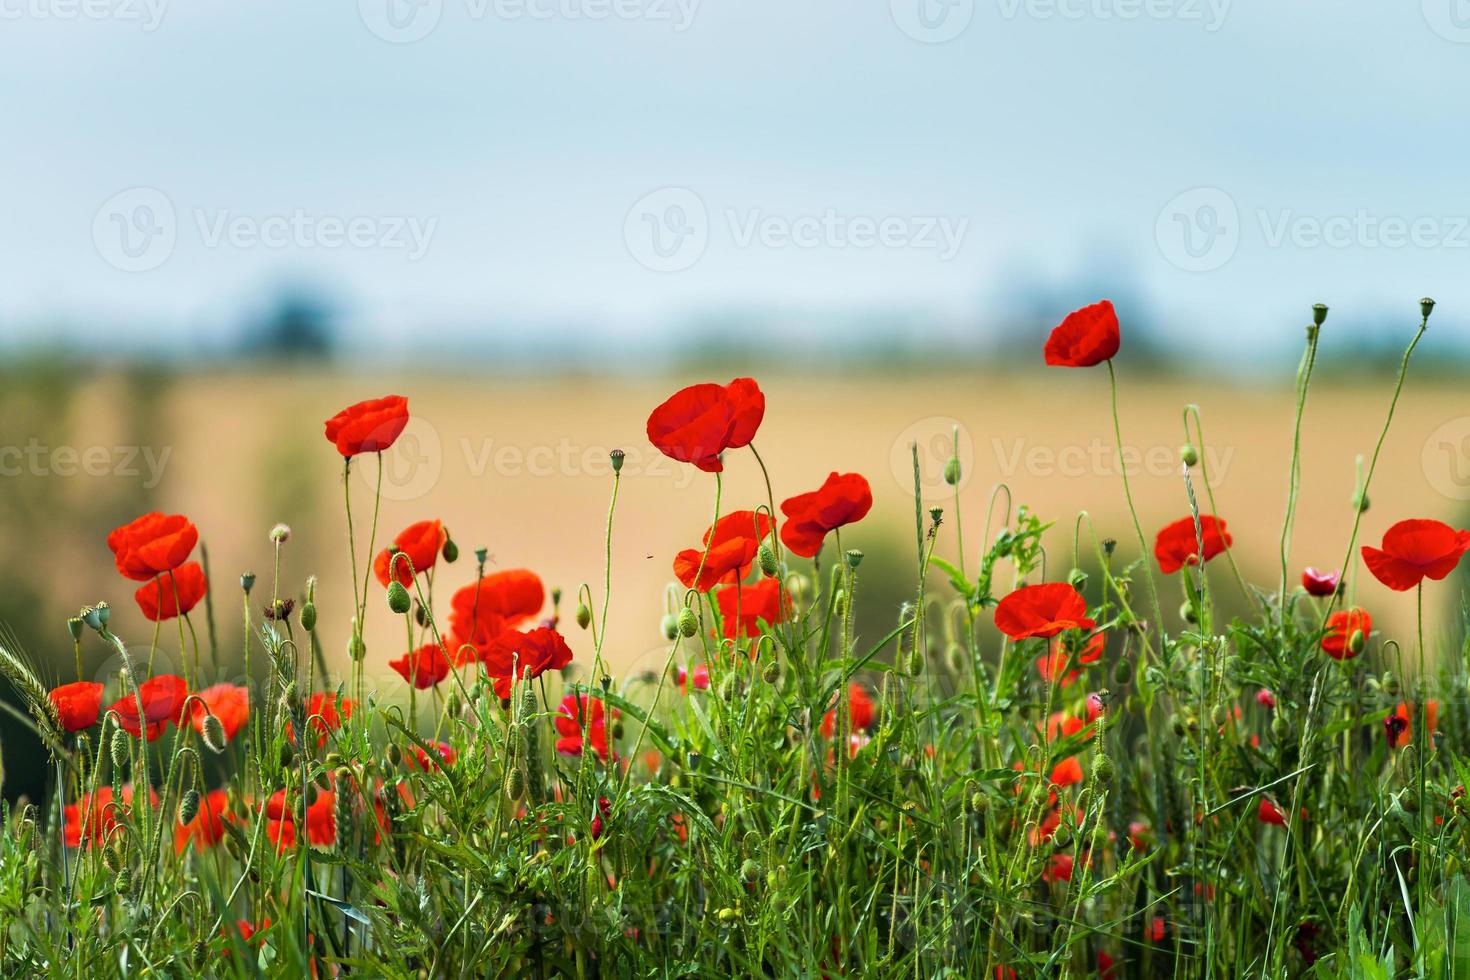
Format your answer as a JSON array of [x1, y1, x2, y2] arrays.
[[1256, 689, 1277, 710], [407, 741, 457, 771], [1387, 700, 1438, 749], [388, 642, 453, 689], [134, 561, 207, 622], [1036, 632, 1104, 686], [323, 394, 409, 457], [111, 674, 188, 740], [1050, 756, 1084, 787], [1257, 798, 1286, 826], [821, 683, 876, 738], [1044, 299, 1120, 368], [445, 569, 545, 663], [373, 519, 446, 588], [1301, 567, 1340, 597], [994, 583, 1095, 641], [1043, 711, 1086, 742], [293, 692, 354, 748], [265, 788, 336, 850], [175, 789, 232, 853], [715, 577, 788, 640], [190, 683, 250, 742], [676, 663, 710, 693], [63, 784, 156, 848], [233, 918, 271, 945], [1321, 607, 1370, 660], [107, 512, 199, 582], [674, 510, 773, 593], [589, 795, 612, 840], [1042, 852, 1075, 883], [484, 627, 574, 698], [646, 378, 764, 472], [49, 681, 104, 732], [779, 472, 873, 559], [1361, 518, 1470, 591], [554, 693, 617, 761], [1154, 515, 1232, 574]]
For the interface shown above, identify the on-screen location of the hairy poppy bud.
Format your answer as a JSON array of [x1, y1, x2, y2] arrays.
[[609, 449, 625, 473], [1421, 297, 1436, 320], [677, 607, 698, 638], [300, 601, 318, 632], [1067, 568, 1087, 590], [1271, 714, 1289, 740], [717, 908, 739, 923], [1311, 303, 1328, 327], [718, 676, 739, 702], [386, 743, 402, 767], [576, 603, 592, 630], [740, 859, 762, 884], [179, 789, 201, 825], [387, 581, 412, 615], [349, 633, 366, 661], [241, 572, 256, 593], [200, 713, 227, 754], [1169, 713, 1187, 738], [114, 869, 132, 897], [1180, 444, 1199, 468], [442, 537, 459, 563], [906, 647, 924, 676], [66, 617, 83, 642], [110, 728, 129, 769], [414, 602, 428, 627], [757, 544, 779, 578], [661, 613, 679, 641], [943, 456, 961, 486], [762, 659, 780, 685], [834, 590, 847, 618], [1348, 629, 1366, 655], [1179, 601, 1198, 624], [1093, 754, 1115, 784], [102, 837, 123, 872], [505, 765, 525, 800], [1051, 823, 1072, 849], [1381, 672, 1400, 698]]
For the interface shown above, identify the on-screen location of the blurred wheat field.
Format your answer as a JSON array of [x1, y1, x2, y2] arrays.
[[7, 365, 1468, 686]]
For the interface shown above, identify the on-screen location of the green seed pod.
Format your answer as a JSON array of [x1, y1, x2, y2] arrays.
[[928, 505, 943, 525], [179, 789, 201, 825], [387, 743, 402, 767], [1421, 297, 1436, 320], [95, 602, 111, 626], [1179, 601, 1198, 624], [240, 572, 256, 594], [1311, 303, 1329, 326], [970, 792, 988, 815], [442, 538, 459, 563], [1352, 491, 1370, 513], [757, 543, 779, 578], [661, 613, 679, 641], [576, 603, 592, 630], [740, 859, 762, 884], [110, 728, 129, 770], [66, 617, 84, 642], [677, 607, 698, 638], [1112, 657, 1133, 686], [279, 741, 295, 768], [200, 713, 227, 754], [1271, 714, 1290, 739], [845, 549, 864, 569], [1092, 754, 1115, 784], [1348, 629, 1366, 655], [1051, 823, 1072, 849], [387, 581, 412, 615], [717, 907, 739, 923], [761, 659, 781, 685], [943, 455, 961, 486], [906, 647, 924, 676], [414, 602, 428, 627], [102, 838, 123, 872], [300, 601, 318, 632], [609, 449, 625, 473], [610, 720, 624, 740], [1180, 444, 1199, 467], [349, 633, 367, 662], [834, 590, 847, 618], [114, 869, 132, 896]]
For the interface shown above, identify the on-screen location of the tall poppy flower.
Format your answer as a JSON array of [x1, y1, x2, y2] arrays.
[[373, 519, 446, 588], [1387, 700, 1438, 749], [1320, 607, 1370, 660], [483, 627, 574, 698], [175, 789, 232, 853], [1036, 632, 1104, 686], [265, 788, 337, 850], [324, 394, 409, 457], [1257, 799, 1287, 826], [1044, 300, 1120, 368], [674, 510, 773, 592], [63, 784, 156, 848], [1361, 519, 1470, 591], [1154, 515, 1232, 574], [994, 583, 1095, 641], [388, 643, 453, 689], [821, 683, 876, 738], [407, 741, 457, 771], [445, 569, 545, 663], [715, 577, 788, 640], [646, 378, 764, 472], [111, 674, 188, 741], [293, 691, 354, 748], [190, 683, 250, 742], [1301, 567, 1340, 597], [779, 472, 873, 558], [107, 512, 199, 582], [49, 681, 104, 732], [554, 693, 617, 761], [134, 561, 207, 622]]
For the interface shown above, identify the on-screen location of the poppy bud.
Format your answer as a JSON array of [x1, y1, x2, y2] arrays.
[[835, 590, 847, 618], [1271, 714, 1289, 739], [1179, 601, 1198, 624], [504, 764, 525, 800], [475, 547, 489, 566], [110, 728, 129, 769], [179, 789, 201, 825], [845, 549, 864, 569], [66, 617, 83, 642], [200, 713, 227, 754], [442, 537, 459, 563], [717, 908, 739, 923], [611, 720, 624, 740], [300, 601, 318, 632], [270, 523, 291, 543], [576, 603, 592, 630], [114, 869, 132, 897], [757, 544, 779, 578], [661, 614, 679, 641], [1051, 823, 1072, 849], [718, 676, 740, 702], [762, 659, 780, 685], [1382, 672, 1400, 698], [384, 743, 401, 767], [1421, 297, 1435, 320], [686, 750, 702, 771], [414, 602, 428, 627], [1311, 303, 1328, 327], [102, 837, 123, 871], [1180, 444, 1199, 468], [1067, 567, 1087, 590], [1352, 491, 1370, 513], [1348, 629, 1366, 655], [943, 456, 961, 486], [677, 607, 698, 638], [1211, 704, 1229, 728], [241, 572, 256, 593], [387, 581, 412, 615], [1112, 658, 1132, 686], [1169, 714, 1187, 737], [906, 647, 924, 676], [446, 691, 461, 717], [609, 449, 625, 473], [740, 859, 762, 884], [279, 742, 295, 767], [349, 633, 366, 661]]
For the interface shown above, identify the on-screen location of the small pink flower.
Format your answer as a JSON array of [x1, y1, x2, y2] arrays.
[[1256, 689, 1277, 710]]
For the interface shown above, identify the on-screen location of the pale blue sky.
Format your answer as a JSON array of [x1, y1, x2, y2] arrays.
[[2, 0, 1468, 362]]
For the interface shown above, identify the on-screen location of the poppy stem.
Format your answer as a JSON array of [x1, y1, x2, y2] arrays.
[[1106, 360, 1163, 652], [1278, 323, 1320, 633]]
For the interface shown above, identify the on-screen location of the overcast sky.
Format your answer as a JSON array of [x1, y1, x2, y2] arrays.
[[2, 0, 1468, 361]]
